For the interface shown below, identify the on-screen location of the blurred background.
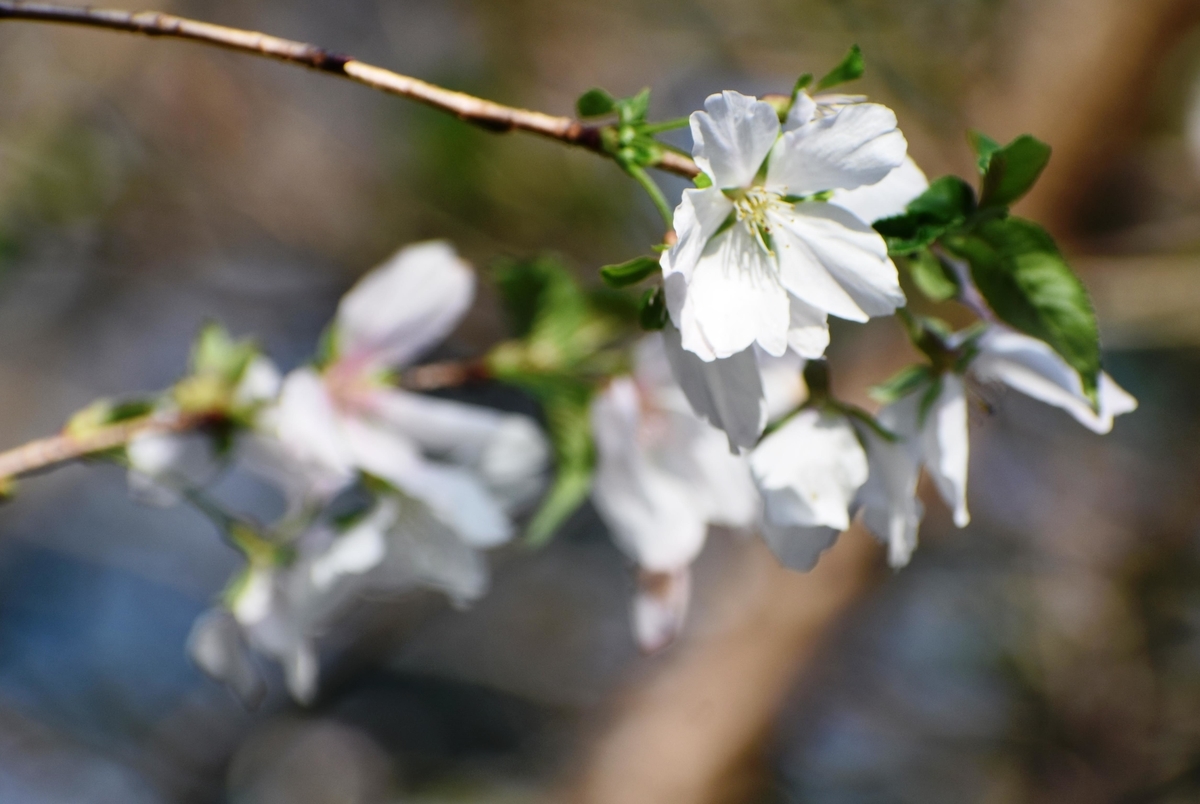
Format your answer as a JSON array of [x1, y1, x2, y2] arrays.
[[0, 0, 1199, 801]]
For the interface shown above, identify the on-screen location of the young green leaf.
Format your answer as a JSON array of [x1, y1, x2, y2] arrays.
[[978, 134, 1052, 209], [874, 176, 977, 254], [793, 73, 814, 94], [870, 364, 934, 404], [943, 217, 1100, 395], [576, 88, 615, 118], [600, 256, 659, 288], [523, 386, 596, 546], [902, 249, 960, 302], [816, 44, 865, 90], [639, 286, 669, 330], [967, 130, 1002, 174], [616, 88, 652, 126]]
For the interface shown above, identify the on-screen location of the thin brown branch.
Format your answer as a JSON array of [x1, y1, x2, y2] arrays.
[[0, 410, 207, 482], [0, 1, 699, 178]]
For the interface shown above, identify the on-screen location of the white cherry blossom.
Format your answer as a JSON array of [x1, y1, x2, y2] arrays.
[[248, 241, 549, 549], [750, 406, 870, 571], [591, 334, 759, 651], [661, 90, 908, 365]]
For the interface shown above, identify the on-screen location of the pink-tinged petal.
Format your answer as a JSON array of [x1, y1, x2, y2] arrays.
[[336, 240, 474, 368], [690, 91, 781, 189], [663, 323, 767, 451], [786, 296, 831, 359], [273, 368, 357, 480], [922, 375, 970, 528], [766, 102, 906, 196], [632, 568, 692, 653], [829, 156, 929, 224], [760, 523, 840, 572], [772, 202, 904, 320], [684, 223, 791, 358], [662, 187, 735, 293], [750, 408, 868, 531]]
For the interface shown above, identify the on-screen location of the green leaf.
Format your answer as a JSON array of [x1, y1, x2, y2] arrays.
[[493, 256, 589, 342], [978, 134, 1052, 209], [816, 44, 864, 90], [903, 249, 959, 302], [191, 322, 257, 384], [870, 364, 935, 404], [793, 73, 814, 94], [943, 217, 1100, 394], [967, 130, 1002, 174], [524, 385, 596, 546], [600, 256, 659, 288], [693, 172, 713, 189], [874, 176, 977, 253], [616, 88, 652, 126], [639, 286, 668, 330], [576, 88, 615, 118]]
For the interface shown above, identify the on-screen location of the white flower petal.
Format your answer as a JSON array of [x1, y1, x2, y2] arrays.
[[829, 156, 929, 224], [366, 389, 549, 509], [308, 498, 400, 590], [969, 327, 1137, 434], [283, 641, 319, 705], [591, 377, 711, 571], [234, 356, 283, 407], [760, 523, 840, 572], [273, 369, 357, 481], [662, 187, 735, 297], [772, 202, 904, 320], [187, 609, 266, 708], [758, 347, 808, 422], [856, 401, 925, 568], [662, 323, 767, 451], [683, 223, 791, 358], [782, 91, 818, 132], [126, 430, 219, 507], [690, 91, 781, 189], [786, 296, 831, 359], [336, 240, 474, 368], [632, 569, 691, 653], [766, 102, 906, 196], [340, 417, 512, 548], [382, 498, 491, 606], [922, 375, 970, 528], [750, 408, 868, 531]]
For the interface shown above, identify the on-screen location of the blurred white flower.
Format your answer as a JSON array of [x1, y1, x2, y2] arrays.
[[248, 241, 549, 549], [857, 375, 969, 568], [661, 89, 907, 366], [750, 407, 869, 570], [590, 334, 759, 651]]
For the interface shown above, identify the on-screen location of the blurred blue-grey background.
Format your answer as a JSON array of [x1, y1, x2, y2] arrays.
[[1, 0, 1199, 801]]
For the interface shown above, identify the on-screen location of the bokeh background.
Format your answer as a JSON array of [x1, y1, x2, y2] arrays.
[[1, 0, 1199, 801]]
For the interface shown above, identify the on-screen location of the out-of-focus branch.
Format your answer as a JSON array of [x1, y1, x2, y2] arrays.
[[0, 1, 699, 178], [0, 410, 205, 482]]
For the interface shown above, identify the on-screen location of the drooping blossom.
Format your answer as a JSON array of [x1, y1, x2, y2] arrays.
[[590, 334, 760, 651], [749, 405, 870, 571], [858, 325, 1136, 567]]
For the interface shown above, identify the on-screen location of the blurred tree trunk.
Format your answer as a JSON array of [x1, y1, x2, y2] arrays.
[[564, 2, 1200, 803]]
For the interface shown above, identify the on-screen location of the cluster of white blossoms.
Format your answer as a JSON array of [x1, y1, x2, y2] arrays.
[[121, 84, 1137, 695]]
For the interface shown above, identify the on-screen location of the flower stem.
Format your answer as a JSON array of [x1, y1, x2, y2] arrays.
[[638, 117, 691, 135], [625, 163, 674, 227]]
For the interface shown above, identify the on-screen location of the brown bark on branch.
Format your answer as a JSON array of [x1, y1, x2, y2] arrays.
[[0, 1, 699, 178]]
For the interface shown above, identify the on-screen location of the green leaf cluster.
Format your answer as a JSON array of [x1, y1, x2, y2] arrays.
[[874, 132, 1101, 396], [487, 256, 637, 545], [173, 323, 262, 415]]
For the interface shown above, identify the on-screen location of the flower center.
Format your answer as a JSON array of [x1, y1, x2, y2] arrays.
[[733, 188, 778, 256]]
